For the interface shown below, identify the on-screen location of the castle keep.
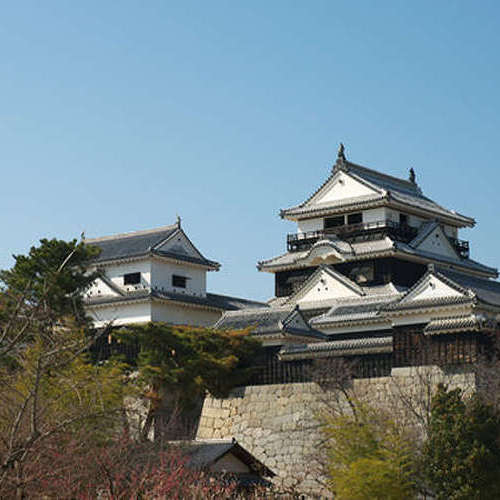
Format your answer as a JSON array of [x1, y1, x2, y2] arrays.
[[195, 146, 500, 493], [215, 145, 500, 379]]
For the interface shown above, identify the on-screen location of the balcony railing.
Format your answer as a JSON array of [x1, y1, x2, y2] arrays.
[[286, 221, 471, 258], [287, 220, 418, 252]]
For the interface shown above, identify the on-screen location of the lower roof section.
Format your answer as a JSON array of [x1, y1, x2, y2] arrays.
[[279, 336, 393, 360], [85, 288, 266, 312]]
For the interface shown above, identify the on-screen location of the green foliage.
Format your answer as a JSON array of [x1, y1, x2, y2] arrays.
[[323, 402, 416, 500], [423, 384, 500, 500], [119, 322, 262, 408], [0, 237, 129, 497], [0, 238, 100, 322], [0, 327, 128, 443]]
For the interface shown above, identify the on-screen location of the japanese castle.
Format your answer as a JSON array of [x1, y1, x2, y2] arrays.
[[84, 219, 263, 330], [215, 145, 500, 380]]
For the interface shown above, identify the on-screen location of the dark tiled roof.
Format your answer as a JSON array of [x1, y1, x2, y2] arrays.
[[281, 159, 474, 226], [395, 242, 498, 277], [311, 300, 394, 326], [384, 295, 473, 312], [85, 289, 151, 306], [179, 440, 275, 477], [424, 315, 483, 336], [85, 289, 266, 312], [153, 250, 219, 268], [279, 336, 393, 359], [205, 293, 266, 311], [214, 307, 289, 334], [215, 306, 327, 340], [87, 225, 178, 262], [258, 234, 497, 277], [437, 268, 500, 308], [86, 225, 220, 269]]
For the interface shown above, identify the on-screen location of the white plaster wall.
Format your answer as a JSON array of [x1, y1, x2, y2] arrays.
[[316, 172, 375, 204], [417, 228, 458, 259], [151, 259, 206, 297], [295, 271, 359, 305], [411, 277, 463, 300], [385, 210, 426, 229], [86, 276, 120, 299], [444, 225, 458, 238], [86, 260, 151, 299], [151, 302, 221, 326], [209, 454, 250, 474], [88, 302, 152, 328], [297, 217, 323, 233], [103, 261, 152, 292], [363, 207, 387, 224]]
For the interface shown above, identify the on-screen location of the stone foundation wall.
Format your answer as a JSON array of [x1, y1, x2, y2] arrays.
[[196, 366, 476, 497]]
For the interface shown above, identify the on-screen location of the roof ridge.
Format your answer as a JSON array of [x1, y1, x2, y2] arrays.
[[86, 224, 178, 243], [343, 160, 419, 190]]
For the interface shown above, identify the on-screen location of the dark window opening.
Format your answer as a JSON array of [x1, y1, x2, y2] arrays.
[[400, 213, 408, 226], [123, 272, 141, 285], [349, 264, 375, 284], [172, 275, 188, 288], [347, 212, 362, 225], [324, 216, 345, 229]]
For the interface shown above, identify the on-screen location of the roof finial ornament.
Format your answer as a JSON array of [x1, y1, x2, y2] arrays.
[[176, 214, 181, 228], [409, 167, 416, 184], [337, 142, 346, 161]]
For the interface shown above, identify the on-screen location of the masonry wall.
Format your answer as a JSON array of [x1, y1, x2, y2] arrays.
[[196, 367, 476, 497]]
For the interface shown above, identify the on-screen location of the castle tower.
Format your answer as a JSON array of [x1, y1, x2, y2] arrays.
[[216, 146, 500, 381]]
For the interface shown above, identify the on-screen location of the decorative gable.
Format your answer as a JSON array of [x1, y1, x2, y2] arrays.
[[288, 266, 364, 306], [411, 224, 459, 260], [308, 171, 379, 206], [399, 274, 464, 304], [155, 229, 204, 260]]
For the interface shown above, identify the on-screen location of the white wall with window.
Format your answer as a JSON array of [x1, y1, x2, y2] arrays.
[[150, 258, 207, 296]]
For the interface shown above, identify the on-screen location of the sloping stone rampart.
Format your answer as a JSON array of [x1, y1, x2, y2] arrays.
[[196, 367, 475, 497]]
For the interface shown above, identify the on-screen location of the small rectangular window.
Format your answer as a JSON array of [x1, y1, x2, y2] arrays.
[[400, 213, 408, 225], [123, 272, 141, 285], [172, 275, 188, 288], [324, 216, 345, 229], [347, 213, 362, 225]]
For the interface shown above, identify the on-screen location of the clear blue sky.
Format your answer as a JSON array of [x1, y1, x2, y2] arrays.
[[1, 1, 500, 301]]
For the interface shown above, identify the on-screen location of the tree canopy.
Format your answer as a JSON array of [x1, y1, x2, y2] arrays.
[[118, 322, 262, 439], [0, 238, 99, 324], [423, 384, 500, 500], [322, 401, 416, 500], [0, 238, 128, 497]]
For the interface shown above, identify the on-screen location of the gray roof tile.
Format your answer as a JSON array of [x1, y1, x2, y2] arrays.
[[182, 440, 275, 477], [87, 225, 178, 262], [86, 225, 219, 268], [436, 268, 500, 308], [281, 160, 474, 226], [215, 306, 327, 340], [279, 336, 393, 359], [85, 289, 266, 311]]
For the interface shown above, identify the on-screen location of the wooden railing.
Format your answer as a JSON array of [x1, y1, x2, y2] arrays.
[[287, 220, 418, 252]]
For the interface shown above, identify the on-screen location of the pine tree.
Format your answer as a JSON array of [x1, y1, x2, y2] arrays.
[[118, 322, 262, 440], [423, 384, 500, 499]]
